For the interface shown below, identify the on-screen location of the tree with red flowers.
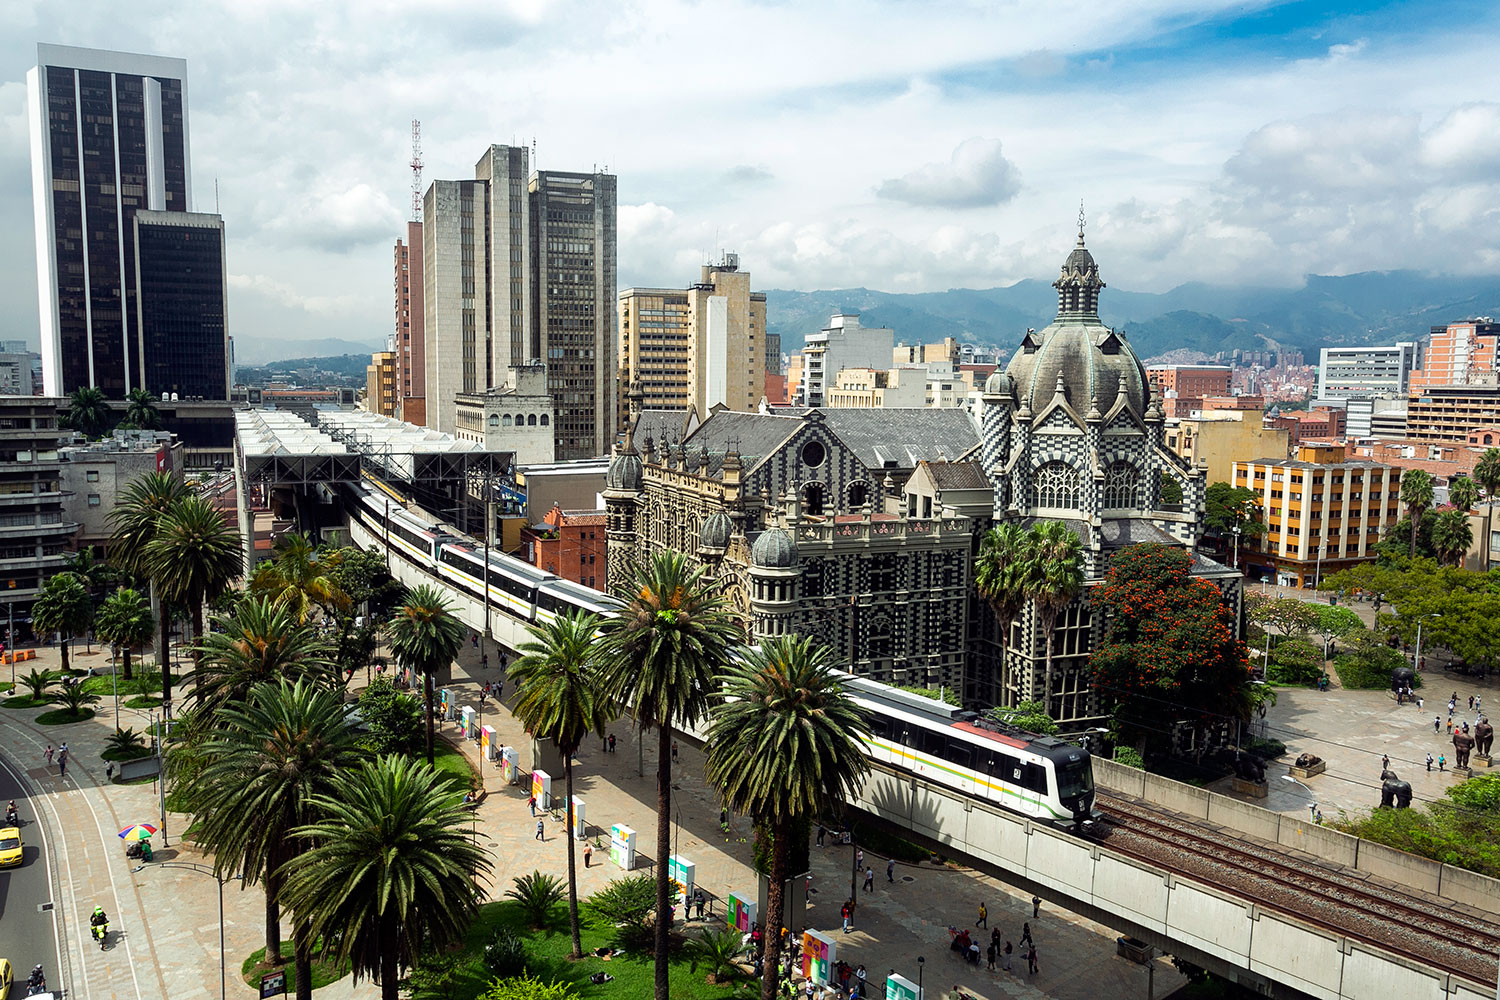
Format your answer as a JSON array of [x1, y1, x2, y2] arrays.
[[1091, 543, 1252, 757]]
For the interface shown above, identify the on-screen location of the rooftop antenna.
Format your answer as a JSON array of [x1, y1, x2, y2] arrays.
[[214, 177, 219, 214], [1077, 199, 1086, 243], [410, 119, 423, 222]]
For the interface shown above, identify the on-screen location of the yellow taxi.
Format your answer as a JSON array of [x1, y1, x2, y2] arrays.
[[0, 956, 12, 999], [0, 826, 20, 868]]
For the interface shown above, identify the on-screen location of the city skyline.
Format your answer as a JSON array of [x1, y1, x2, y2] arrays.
[[1, 1, 1499, 359]]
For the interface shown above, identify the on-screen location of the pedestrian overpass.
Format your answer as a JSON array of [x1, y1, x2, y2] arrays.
[[348, 499, 1498, 1000]]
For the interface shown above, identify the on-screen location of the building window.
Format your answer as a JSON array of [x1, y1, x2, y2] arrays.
[[515, 413, 525, 425], [1102, 462, 1140, 509], [540, 414, 549, 426], [85, 470, 99, 482], [87, 494, 101, 506], [527, 414, 537, 426], [800, 440, 826, 468], [502, 415, 513, 427], [802, 482, 826, 516], [847, 481, 871, 509], [488, 414, 499, 429], [1032, 461, 1080, 510]]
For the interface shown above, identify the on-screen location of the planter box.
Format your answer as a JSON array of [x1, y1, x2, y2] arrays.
[[1231, 777, 1269, 799], [1289, 761, 1326, 779], [1117, 937, 1153, 964]]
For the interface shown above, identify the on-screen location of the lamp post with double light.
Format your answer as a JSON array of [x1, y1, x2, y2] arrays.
[[135, 861, 241, 1000]]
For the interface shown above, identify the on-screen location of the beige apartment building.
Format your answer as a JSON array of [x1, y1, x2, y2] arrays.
[[1232, 444, 1402, 589], [1166, 409, 1291, 485], [617, 254, 767, 427], [366, 350, 399, 417], [825, 366, 927, 408]]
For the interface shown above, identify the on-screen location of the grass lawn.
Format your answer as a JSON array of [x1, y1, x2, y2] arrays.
[[1, 695, 49, 709], [81, 672, 165, 698], [433, 736, 479, 792], [101, 745, 154, 762], [124, 694, 164, 709], [440, 900, 757, 1000], [0, 682, 11, 692], [35, 707, 96, 725], [241, 941, 351, 992]]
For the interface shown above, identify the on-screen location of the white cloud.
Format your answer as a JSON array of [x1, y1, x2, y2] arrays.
[[877, 138, 1023, 209]]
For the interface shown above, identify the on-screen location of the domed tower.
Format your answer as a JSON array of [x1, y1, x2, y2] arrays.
[[602, 383, 646, 589], [747, 494, 800, 641]]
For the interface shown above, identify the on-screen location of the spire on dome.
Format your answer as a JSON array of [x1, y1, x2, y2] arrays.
[[1053, 204, 1105, 319], [1077, 199, 1086, 244]]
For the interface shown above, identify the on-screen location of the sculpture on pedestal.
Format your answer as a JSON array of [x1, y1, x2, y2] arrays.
[[1452, 730, 1475, 769], [1378, 769, 1413, 809], [1476, 716, 1493, 756]]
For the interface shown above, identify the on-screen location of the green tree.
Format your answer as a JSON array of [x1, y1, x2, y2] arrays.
[[985, 700, 1059, 735], [1245, 594, 1318, 640], [123, 388, 162, 430], [95, 586, 155, 682], [324, 545, 402, 682], [1202, 482, 1265, 556], [704, 634, 868, 1000], [598, 552, 742, 1000], [1449, 476, 1481, 515], [147, 493, 242, 704], [192, 597, 335, 725], [1401, 469, 1436, 560], [176, 679, 361, 995], [68, 545, 123, 607], [1267, 637, 1323, 685], [1310, 604, 1363, 659], [355, 676, 423, 755], [1473, 448, 1500, 570], [1091, 544, 1251, 756], [510, 611, 614, 958], [248, 534, 349, 624], [1431, 507, 1473, 567], [974, 523, 1032, 657], [279, 754, 493, 1000], [505, 871, 566, 929], [1024, 520, 1085, 714], [19, 668, 56, 701], [386, 585, 465, 765], [1159, 471, 1184, 507], [53, 677, 101, 716], [31, 572, 91, 675], [685, 924, 745, 985], [108, 470, 194, 692], [63, 385, 111, 438]]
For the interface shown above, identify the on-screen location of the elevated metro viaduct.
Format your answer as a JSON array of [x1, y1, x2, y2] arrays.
[[347, 496, 1499, 1000]]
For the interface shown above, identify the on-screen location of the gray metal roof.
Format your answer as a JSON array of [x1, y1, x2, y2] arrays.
[[820, 408, 980, 470]]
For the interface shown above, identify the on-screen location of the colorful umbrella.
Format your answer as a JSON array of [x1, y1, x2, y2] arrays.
[[118, 824, 158, 841]]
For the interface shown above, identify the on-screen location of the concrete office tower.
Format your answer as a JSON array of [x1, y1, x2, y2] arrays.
[[425, 145, 616, 460], [1316, 343, 1420, 400], [393, 222, 426, 424], [28, 44, 192, 398], [1411, 320, 1500, 390], [801, 313, 895, 407], [133, 210, 229, 399], [618, 254, 767, 426]]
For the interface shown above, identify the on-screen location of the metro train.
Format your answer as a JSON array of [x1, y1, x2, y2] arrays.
[[347, 483, 1097, 829]]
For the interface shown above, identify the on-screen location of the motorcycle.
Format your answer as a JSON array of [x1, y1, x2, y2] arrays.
[[5, 807, 17, 826], [25, 964, 46, 995], [92, 918, 110, 949]]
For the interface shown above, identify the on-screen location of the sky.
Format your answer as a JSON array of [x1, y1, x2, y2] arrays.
[[3, 0, 1500, 360]]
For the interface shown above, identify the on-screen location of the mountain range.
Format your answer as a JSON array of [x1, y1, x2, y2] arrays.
[[763, 271, 1500, 362]]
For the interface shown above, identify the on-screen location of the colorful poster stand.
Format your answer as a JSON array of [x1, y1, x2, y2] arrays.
[[610, 823, 636, 870], [726, 890, 757, 932], [886, 972, 922, 1000], [461, 705, 476, 738], [439, 688, 452, 719], [499, 746, 519, 784], [531, 770, 551, 811], [800, 929, 837, 986], [481, 725, 496, 760], [668, 855, 696, 906], [569, 796, 586, 840]]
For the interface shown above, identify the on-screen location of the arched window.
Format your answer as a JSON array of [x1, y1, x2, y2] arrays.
[[502, 414, 513, 427], [540, 414, 549, 426], [1103, 461, 1140, 509], [527, 414, 537, 426], [1031, 461, 1080, 510], [847, 480, 871, 510], [515, 413, 526, 426], [802, 482, 826, 516], [487, 414, 500, 429]]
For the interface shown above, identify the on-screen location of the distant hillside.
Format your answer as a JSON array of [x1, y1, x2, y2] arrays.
[[235, 337, 383, 366], [765, 271, 1500, 359], [239, 354, 372, 378]]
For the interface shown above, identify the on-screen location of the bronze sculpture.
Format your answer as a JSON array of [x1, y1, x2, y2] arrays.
[[1379, 769, 1413, 809], [1476, 716, 1493, 756], [1453, 730, 1475, 769]]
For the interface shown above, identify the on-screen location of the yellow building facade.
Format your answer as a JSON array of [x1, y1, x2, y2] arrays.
[[365, 350, 398, 417], [1166, 410, 1291, 485]]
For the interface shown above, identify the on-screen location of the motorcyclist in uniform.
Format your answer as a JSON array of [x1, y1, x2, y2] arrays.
[[27, 963, 45, 993], [91, 904, 110, 947], [5, 799, 17, 825]]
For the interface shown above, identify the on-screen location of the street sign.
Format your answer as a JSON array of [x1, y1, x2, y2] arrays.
[[259, 970, 287, 997]]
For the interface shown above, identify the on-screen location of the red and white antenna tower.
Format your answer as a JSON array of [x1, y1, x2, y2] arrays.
[[410, 119, 424, 222]]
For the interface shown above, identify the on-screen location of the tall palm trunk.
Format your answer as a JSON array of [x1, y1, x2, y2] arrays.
[[293, 919, 313, 1000], [60, 636, 70, 675], [564, 749, 582, 958], [422, 669, 435, 765], [379, 913, 399, 1000], [264, 864, 283, 960], [192, 603, 206, 706], [152, 582, 166, 671], [1041, 611, 1057, 716], [654, 722, 673, 1000], [1488, 500, 1496, 571], [760, 817, 790, 1000], [1410, 508, 1421, 559], [158, 600, 173, 711], [121, 644, 133, 682]]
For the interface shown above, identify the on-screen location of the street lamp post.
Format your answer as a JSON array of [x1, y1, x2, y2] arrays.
[[1314, 539, 1325, 591], [1414, 613, 1439, 672], [136, 861, 241, 1000], [917, 956, 924, 999], [1232, 525, 1241, 570]]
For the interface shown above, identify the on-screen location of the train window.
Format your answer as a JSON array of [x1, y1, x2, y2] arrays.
[[899, 726, 916, 748], [1024, 762, 1048, 794], [867, 715, 889, 740], [1056, 761, 1093, 799], [946, 741, 972, 769], [921, 731, 947, 758]]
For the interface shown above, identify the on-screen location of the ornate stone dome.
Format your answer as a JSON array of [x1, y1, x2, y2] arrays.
[[699, 511, 733, 551], [1001, 226, 1148, 418], [751, 526, 797, 569], [604, 449, 643, 491]]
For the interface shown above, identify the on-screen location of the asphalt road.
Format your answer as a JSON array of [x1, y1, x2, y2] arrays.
[[0, 749, 62, 996]]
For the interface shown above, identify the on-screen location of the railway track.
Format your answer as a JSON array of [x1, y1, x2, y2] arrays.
[[1096, 793, 1499, 988]]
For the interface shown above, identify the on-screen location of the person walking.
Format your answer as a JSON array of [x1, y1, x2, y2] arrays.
[[528, 794, 537, 816], [1439, 754, 1447, 772], [57, 754, 66, 778], [817, 824, 826, 847], [1020, 921, 1032, 947], [1309, 801, 1318, 820], [535, 819, 545, 841], [886, 858, 895, 882], [1469, 695, 1475, 710], [863, 867, 874, 892], [1435, 715, 1442, 732], [841, 900, 852, 933], [671, 740, 679, 762], [583, 843, 593, 868], [976, 902, 987, 929], [1027, 944, 1039, 975], [1381, 753, 1390, 772], [608, 732, 616, 754], [1032, 895, 1041, 918], [44, 744, 53, 765], [855, 848, 864, 872], [1001, 941, 1013, 972], [1426, 752, 1434, 772]]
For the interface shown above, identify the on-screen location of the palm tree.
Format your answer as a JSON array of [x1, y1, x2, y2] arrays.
[[247, 534, 348, 623], [1024, 520, 1085, 715], [63, 386, 110, 438], [1431, 507, 1474, 567], [510, 611, 614, 958], [175, 680, 361, 998], [1472, 448, 1500, 570], [279, 754, 493, 1000], [1449, 476, 1481, 514], [123, 388, 162, 430], [598, 551, 742, 1000], [31, 572, 92, 675], [705, 635, 869, 1000], [1400, 468, 1435, 560], [95, 586, 154, 682], [108, 470, 193, 688], [386, 585, 465, 764], [974, 523, 1033, 659], [146, 493, 242, 705], [193, 596, 335, 724]]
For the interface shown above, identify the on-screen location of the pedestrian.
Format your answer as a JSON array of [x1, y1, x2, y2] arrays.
[[472, 632, 478, 649], [696, 890, 706, 920], [1309, 801, 1318, 820], [817, 824, 826, 847], [1027, 944, 1038, 975], [976, 902, 987, 928], [887, 858, 895, 882], [1381, 753, 1390, 772], [528, 794, 537, 816], [535, 819, 545, 841], [105, 762, 114, 781], [986, 941, 996, 970], [863, 867, 874, 892], [672, 740, 679, 762], [44, 744, 53, 765], [1020, 921, 1032, 946], [58, 756, 66, 778], [1435, 715, 1442, 732], [1469, 695, 1475, 710], [479, 688, 487, 706], [1439, 754, 1447, 772], [583, 843, 593, 867], [1032, 895, 1041, 918], [59, 742, 67, 760], [856, 965, 867, 991], [1001, 941, 1013, 972], [1426, 752, 1434, 772], [841, 901, 851, 933], [855, 848, 864, 872], [1417, 696, 1424, 710], [1448, 719, 1455, 735], [991, 926, 1002, 950], [608, 733, 616, 754]]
